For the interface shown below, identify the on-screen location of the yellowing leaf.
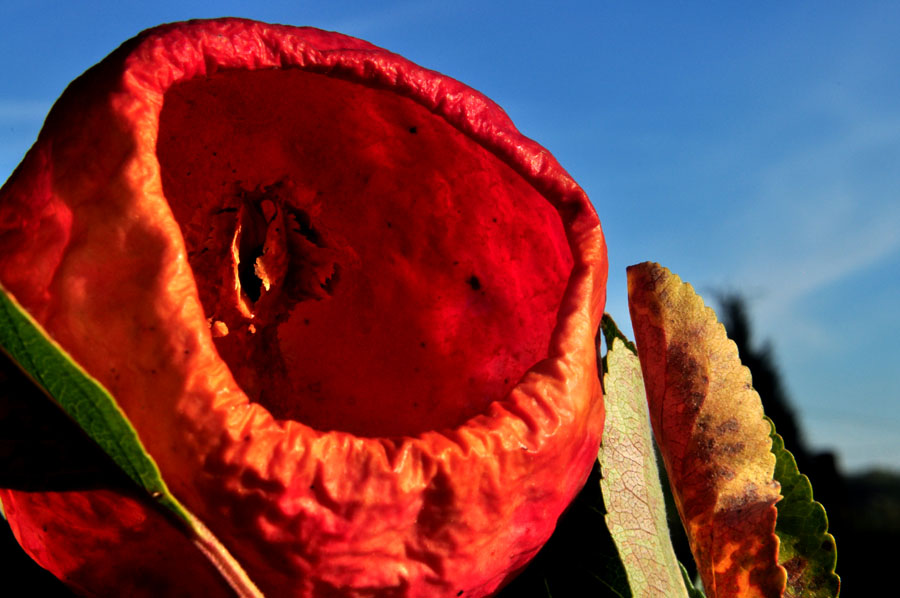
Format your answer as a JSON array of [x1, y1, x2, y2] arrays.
[[627, 263, 786, 598], [599, 316, 689, 598]]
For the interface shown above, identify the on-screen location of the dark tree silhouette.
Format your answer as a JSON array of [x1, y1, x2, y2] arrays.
[[716, 293, 900, 595], [716, 293, 845, 514], [717, 294, 810, 467]]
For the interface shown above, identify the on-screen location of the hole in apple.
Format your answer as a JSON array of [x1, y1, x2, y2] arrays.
[[235, 203, 268, 305]]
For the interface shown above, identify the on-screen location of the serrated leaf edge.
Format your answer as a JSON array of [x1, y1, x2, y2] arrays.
[[768, 417, 840, 597]]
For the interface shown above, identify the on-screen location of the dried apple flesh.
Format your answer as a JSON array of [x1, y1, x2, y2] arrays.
[[0, 19, 606, 597], [158, 69, 573, 437]]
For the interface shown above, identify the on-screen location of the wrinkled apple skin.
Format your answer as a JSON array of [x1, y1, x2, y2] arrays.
[[0, 19, 607, 597]]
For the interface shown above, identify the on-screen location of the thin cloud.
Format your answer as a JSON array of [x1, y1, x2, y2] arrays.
[[742, 196, 900, 316], [0, 99, 51, 123], [324, 0, 451, 39], [729, 105, 900, 346]]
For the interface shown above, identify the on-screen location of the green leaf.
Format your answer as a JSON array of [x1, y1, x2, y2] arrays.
[[769, 417, 841, 597], [0, 285, 184, 518], [0, 283, 264, 598], [679, 562, 706, 598], [599, 314, 689, 598]]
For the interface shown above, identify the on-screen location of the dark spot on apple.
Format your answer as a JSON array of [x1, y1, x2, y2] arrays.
[[287, 205, 324, 247], [320, 264, 340, 296], [467, 275, 481, 291]]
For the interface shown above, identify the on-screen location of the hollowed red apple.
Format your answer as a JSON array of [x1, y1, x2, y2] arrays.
[[0, 18, 607, 597]]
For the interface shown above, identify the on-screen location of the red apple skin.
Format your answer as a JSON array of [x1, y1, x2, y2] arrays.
[[0, 19, 607, 597], [1, 488, 235, 598]]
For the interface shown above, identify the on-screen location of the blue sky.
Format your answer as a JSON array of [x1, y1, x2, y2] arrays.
[[2, 1, 898, 472]]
